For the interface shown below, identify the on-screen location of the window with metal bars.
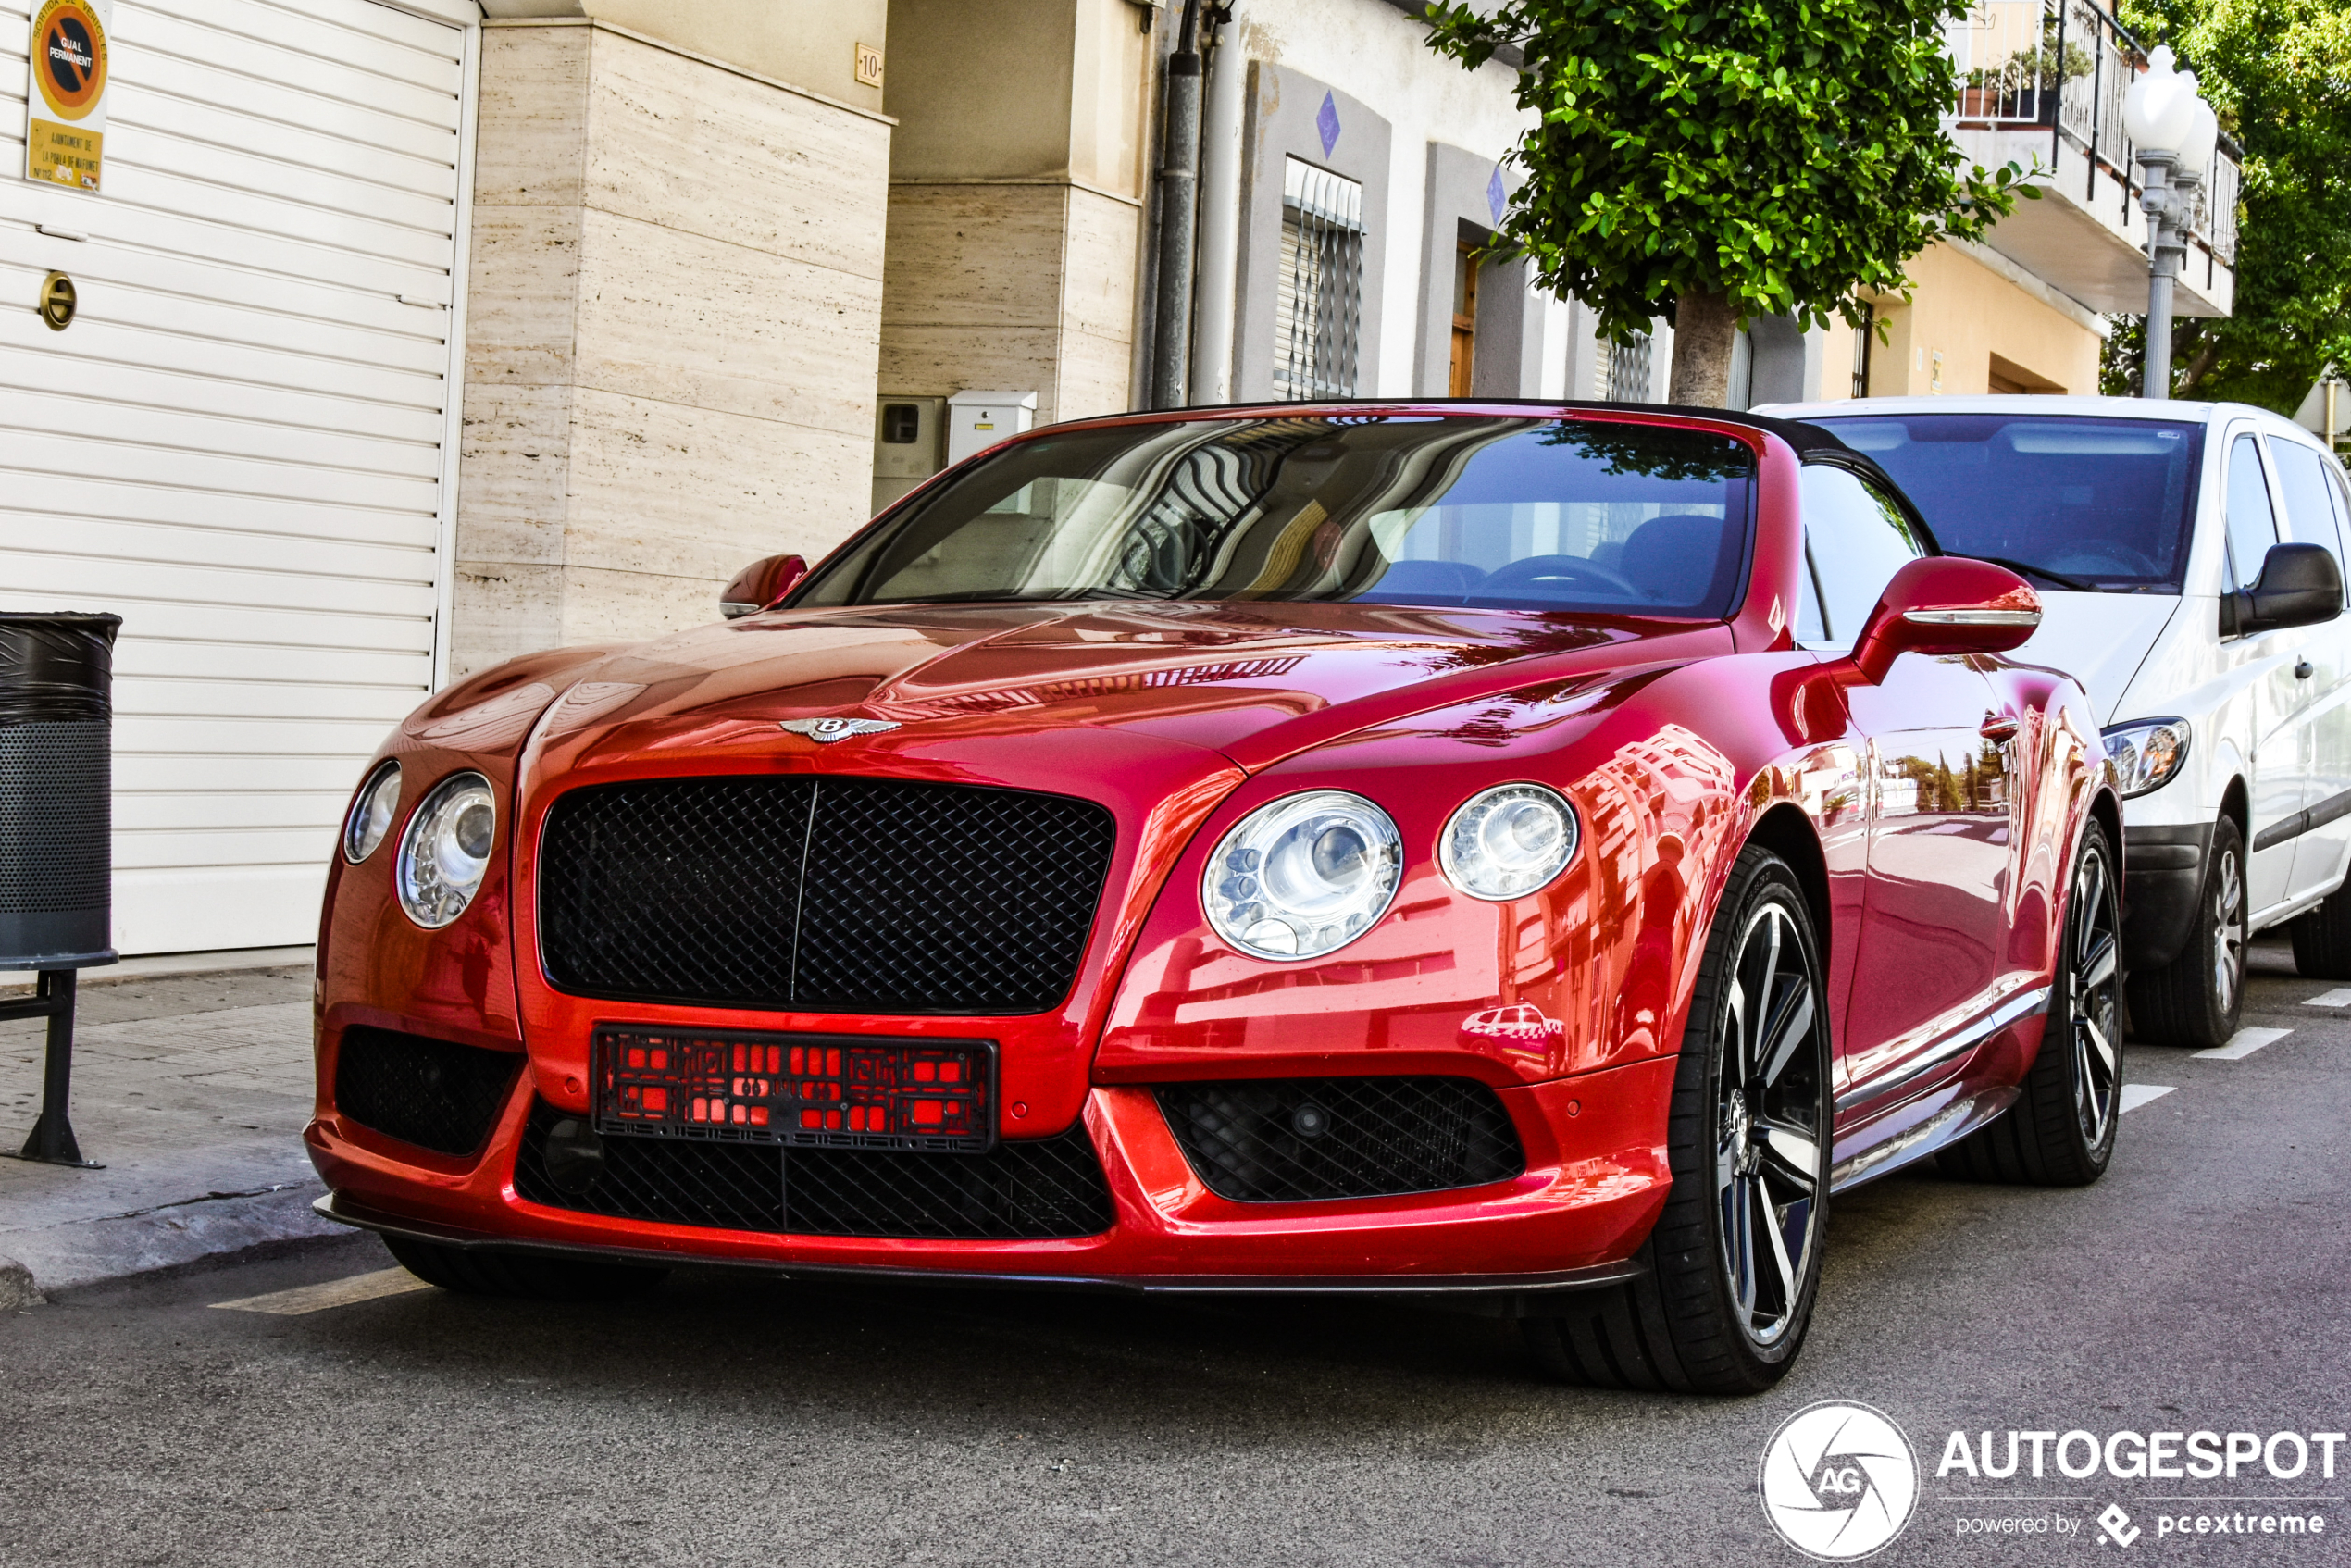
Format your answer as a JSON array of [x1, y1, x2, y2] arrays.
[[1274, 157, 1364, 400], [1601, 332, 1653, 403]]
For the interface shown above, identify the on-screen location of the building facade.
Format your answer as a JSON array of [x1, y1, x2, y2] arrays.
[[1, 0, 2233, 955]]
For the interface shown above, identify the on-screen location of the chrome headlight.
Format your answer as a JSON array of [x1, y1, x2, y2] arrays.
[[1202, 790, 1402, 960], [342, 761, 401, 865], [395, 772, 497, 928], [2103, 717, 2190, 799], [1440, 783, 1578, 901]]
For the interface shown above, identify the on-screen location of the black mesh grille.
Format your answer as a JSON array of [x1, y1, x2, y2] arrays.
[[538, 776, 1117, 1015], [335, 1027, 522, 1158], [1156, 1077, 1525, 1202], [514, 1100, 1113, 1239]]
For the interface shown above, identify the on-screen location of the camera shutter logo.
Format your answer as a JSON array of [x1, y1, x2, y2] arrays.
[[1758, 1401, 1920, 1561]]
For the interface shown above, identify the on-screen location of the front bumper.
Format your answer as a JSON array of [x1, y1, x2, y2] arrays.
[[306, 1059, 1674, 1295]]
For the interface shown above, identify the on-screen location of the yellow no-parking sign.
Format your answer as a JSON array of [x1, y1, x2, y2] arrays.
[[24, 0, 111, 192]]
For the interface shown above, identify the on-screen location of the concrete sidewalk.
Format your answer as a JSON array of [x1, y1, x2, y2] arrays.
[[0, 955, 338, 1307]]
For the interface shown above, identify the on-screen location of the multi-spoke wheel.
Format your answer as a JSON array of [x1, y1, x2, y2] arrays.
[[1524, 843, 1831, 1394], [1939, 817, 2124, 1186], [2127, 815, 2245, 1048]]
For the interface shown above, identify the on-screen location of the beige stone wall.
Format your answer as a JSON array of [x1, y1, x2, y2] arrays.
[[452, 24, 889, 679], [877, 0, 1151, 429], [1842, 241, 2104, 401], [479, 0, 892, 119]]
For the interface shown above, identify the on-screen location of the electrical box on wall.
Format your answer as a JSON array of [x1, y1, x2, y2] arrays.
[[946, 390, 1037, 467], [872, 395, 944, 515]]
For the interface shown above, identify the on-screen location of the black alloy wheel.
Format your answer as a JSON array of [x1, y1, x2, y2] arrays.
[[1939, 817, 2124, 1186], [2126, 815, 2245, 1049], [1523, 844, 1831, 1394]]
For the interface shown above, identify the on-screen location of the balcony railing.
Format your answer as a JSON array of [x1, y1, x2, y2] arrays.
[[1945, 0, 2239, 272]]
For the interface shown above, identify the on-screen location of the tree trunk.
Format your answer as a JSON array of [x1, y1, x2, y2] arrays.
[[1669, 291, 1739, 406]]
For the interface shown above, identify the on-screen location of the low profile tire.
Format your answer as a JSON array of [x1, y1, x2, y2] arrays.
[[1937, 817, 2123, 1187], [2288, 883, 2351, 979], [1522, 844, 1832, 1395], [2125, 815, 2245, 1049], [381, 1235, 667, 1300]]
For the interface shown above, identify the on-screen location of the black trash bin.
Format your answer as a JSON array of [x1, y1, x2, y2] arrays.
[[0, 611, 120, 1167]]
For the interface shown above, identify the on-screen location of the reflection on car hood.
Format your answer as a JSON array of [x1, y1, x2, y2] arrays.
[[2009, 591, 2181, 724], [528, 601, 1735, 772]]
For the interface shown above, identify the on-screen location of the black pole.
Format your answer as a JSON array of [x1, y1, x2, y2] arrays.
[[5, 969, 97, 1168], [1150, 0, 1205, 409]]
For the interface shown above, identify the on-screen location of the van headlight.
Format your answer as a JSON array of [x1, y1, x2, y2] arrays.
[[396, 773, 497, 928], [1202, 790, 1402, 960], [2103, 718, 2190, 798], [1441, 783, 1578, 901]]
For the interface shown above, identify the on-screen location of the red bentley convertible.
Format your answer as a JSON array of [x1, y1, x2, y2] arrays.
[[310, 404, 2121, 1393]]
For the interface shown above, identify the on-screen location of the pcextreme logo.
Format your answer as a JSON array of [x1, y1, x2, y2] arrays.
[[1759, 1401, 1921, 1561]]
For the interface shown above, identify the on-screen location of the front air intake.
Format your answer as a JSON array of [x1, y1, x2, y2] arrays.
[[1156, 1076, 1525, 1202], [334, 1027, 522, 1157], [537, 776, 1117, 1016]]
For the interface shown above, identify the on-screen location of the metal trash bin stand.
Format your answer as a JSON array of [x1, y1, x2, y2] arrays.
[[0, 611, 120, 1169]]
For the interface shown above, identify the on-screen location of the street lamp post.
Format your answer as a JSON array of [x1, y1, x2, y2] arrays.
[[2122, 48, 2217, 401]]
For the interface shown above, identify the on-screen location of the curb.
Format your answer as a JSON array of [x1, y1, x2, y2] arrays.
[[0, 1182, 347, 1300]]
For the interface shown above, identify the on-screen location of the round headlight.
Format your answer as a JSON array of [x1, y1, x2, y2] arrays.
[[342, 762, 401, 865], [1201, 790, 1402, 961], [396, 772, 497, 928], [1440, 783, 1578, 901]]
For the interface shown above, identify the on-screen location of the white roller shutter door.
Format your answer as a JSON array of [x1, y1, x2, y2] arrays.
[[1, 0, 469, 953]]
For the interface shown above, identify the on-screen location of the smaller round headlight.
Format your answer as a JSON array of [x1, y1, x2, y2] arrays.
[[396, 772, 497, 928], [1440, 783, 1578, 901], [342, 762, 401, 865], [1202, 790, 1402, 961]]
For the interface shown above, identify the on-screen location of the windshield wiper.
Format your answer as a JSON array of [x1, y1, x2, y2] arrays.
[[1968, 555, 2096, 592]]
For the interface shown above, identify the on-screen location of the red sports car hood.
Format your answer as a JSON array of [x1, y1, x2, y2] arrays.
[[513, 601, 1737, 777]]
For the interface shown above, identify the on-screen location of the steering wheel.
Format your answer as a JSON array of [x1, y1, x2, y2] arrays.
[[2050, 541, 2159, 577], [1475, 554, 1641, 599]]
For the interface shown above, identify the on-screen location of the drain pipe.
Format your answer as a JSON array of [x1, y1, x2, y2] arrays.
[[1189, 1, 1244, 404], [1149, 0, 1205, 409]]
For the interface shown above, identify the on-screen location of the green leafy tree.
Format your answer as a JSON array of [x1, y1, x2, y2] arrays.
[[1422, 0, 2036, 405], [2100, 0, 2351, 411]]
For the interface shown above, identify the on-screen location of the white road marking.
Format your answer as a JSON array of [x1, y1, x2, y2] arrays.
[[210, 1269, 432, 1315], [2194, 1027, 2293, 1062], [2303, 989, 2351, 1008], [2120, 1085, 2177, 1114]]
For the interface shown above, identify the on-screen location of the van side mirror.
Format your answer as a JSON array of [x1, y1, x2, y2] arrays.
[[2220, 541, 2343, 638], [1849, 557, 2041, 685], [720, 554, 809, 619]]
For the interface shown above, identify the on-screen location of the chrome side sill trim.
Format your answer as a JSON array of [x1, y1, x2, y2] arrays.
[[1829, 1086, 2021, 1194], [314, 1192, 1642, 1298], [1834, 984, 2051, 1113]]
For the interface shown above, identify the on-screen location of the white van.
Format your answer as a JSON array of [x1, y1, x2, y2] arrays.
[[1761, 395, 2351, 1047]]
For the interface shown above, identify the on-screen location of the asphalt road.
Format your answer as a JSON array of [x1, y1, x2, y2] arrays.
[[4, 940, 2347, 1568]]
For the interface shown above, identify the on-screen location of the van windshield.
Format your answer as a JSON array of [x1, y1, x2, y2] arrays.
[[1810, 414, 2205, 592], [798, 415, 1757, 617]]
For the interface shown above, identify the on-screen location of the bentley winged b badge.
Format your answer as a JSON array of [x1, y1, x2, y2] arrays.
[[779, 716, 902, 743]]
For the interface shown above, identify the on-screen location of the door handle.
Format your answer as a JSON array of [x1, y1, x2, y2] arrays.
[[2296, 658, 2315, 680], [1980, 714, 2020, 742]]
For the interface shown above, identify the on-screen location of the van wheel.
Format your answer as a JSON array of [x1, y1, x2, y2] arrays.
[[382, 1235, 667, 1300], [2288, 883, 2351, 978], [1521, 844, 1831, 1395], [2125, 815, 2245, 1049]]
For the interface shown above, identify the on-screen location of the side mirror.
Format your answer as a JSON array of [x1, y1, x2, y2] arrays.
[[1849, 556, 2041, 685], [720, 554, 808, 619], [2220, 541, 2342, 637]]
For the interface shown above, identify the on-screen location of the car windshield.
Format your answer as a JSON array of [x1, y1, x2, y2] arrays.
[[1811, 414, 2204, 592], [798, 415, 1757, 617]]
